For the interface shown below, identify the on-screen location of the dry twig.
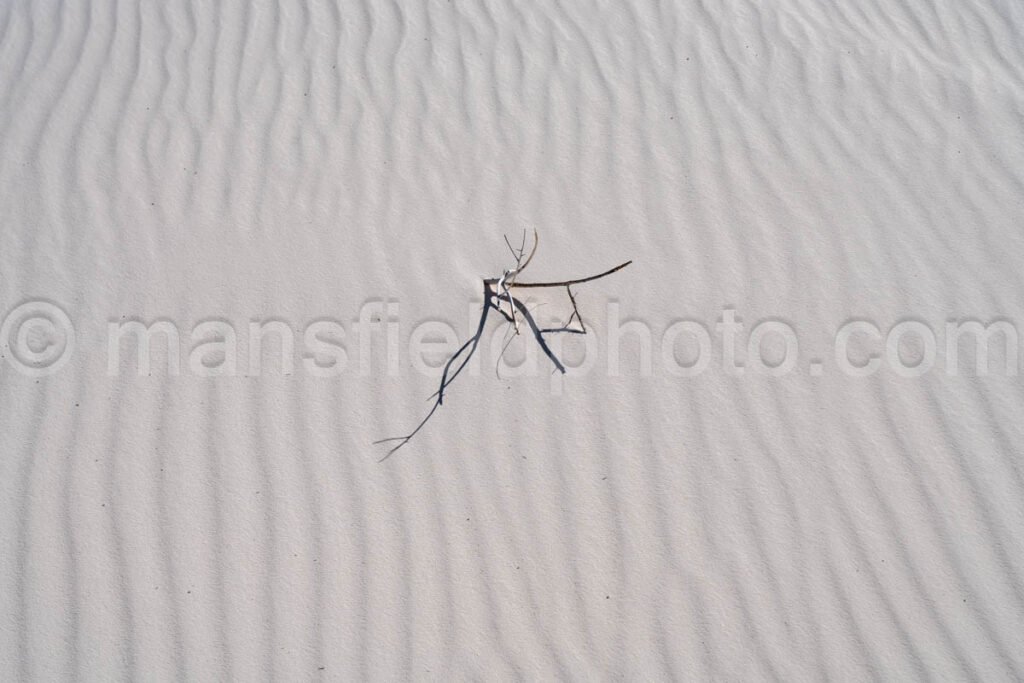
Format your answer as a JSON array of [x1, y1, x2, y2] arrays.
[[374, 231, 631, 460]]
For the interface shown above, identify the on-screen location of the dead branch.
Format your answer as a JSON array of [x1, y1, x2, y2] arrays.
[[375, 232, 631, 461]]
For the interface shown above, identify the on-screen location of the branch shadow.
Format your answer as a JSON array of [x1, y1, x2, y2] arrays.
[[374, 284, 578, 461]]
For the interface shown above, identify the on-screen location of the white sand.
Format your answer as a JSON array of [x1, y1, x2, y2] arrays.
[[2, 0, 1024, 679]]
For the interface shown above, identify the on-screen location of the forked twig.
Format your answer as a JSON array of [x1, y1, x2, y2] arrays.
[[374, 232, 631, 460], [496, 229, 539, 334]]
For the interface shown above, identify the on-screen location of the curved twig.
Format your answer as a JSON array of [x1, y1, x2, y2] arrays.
[[375, 235, 631, 460], [485, 259, 632, 289]]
